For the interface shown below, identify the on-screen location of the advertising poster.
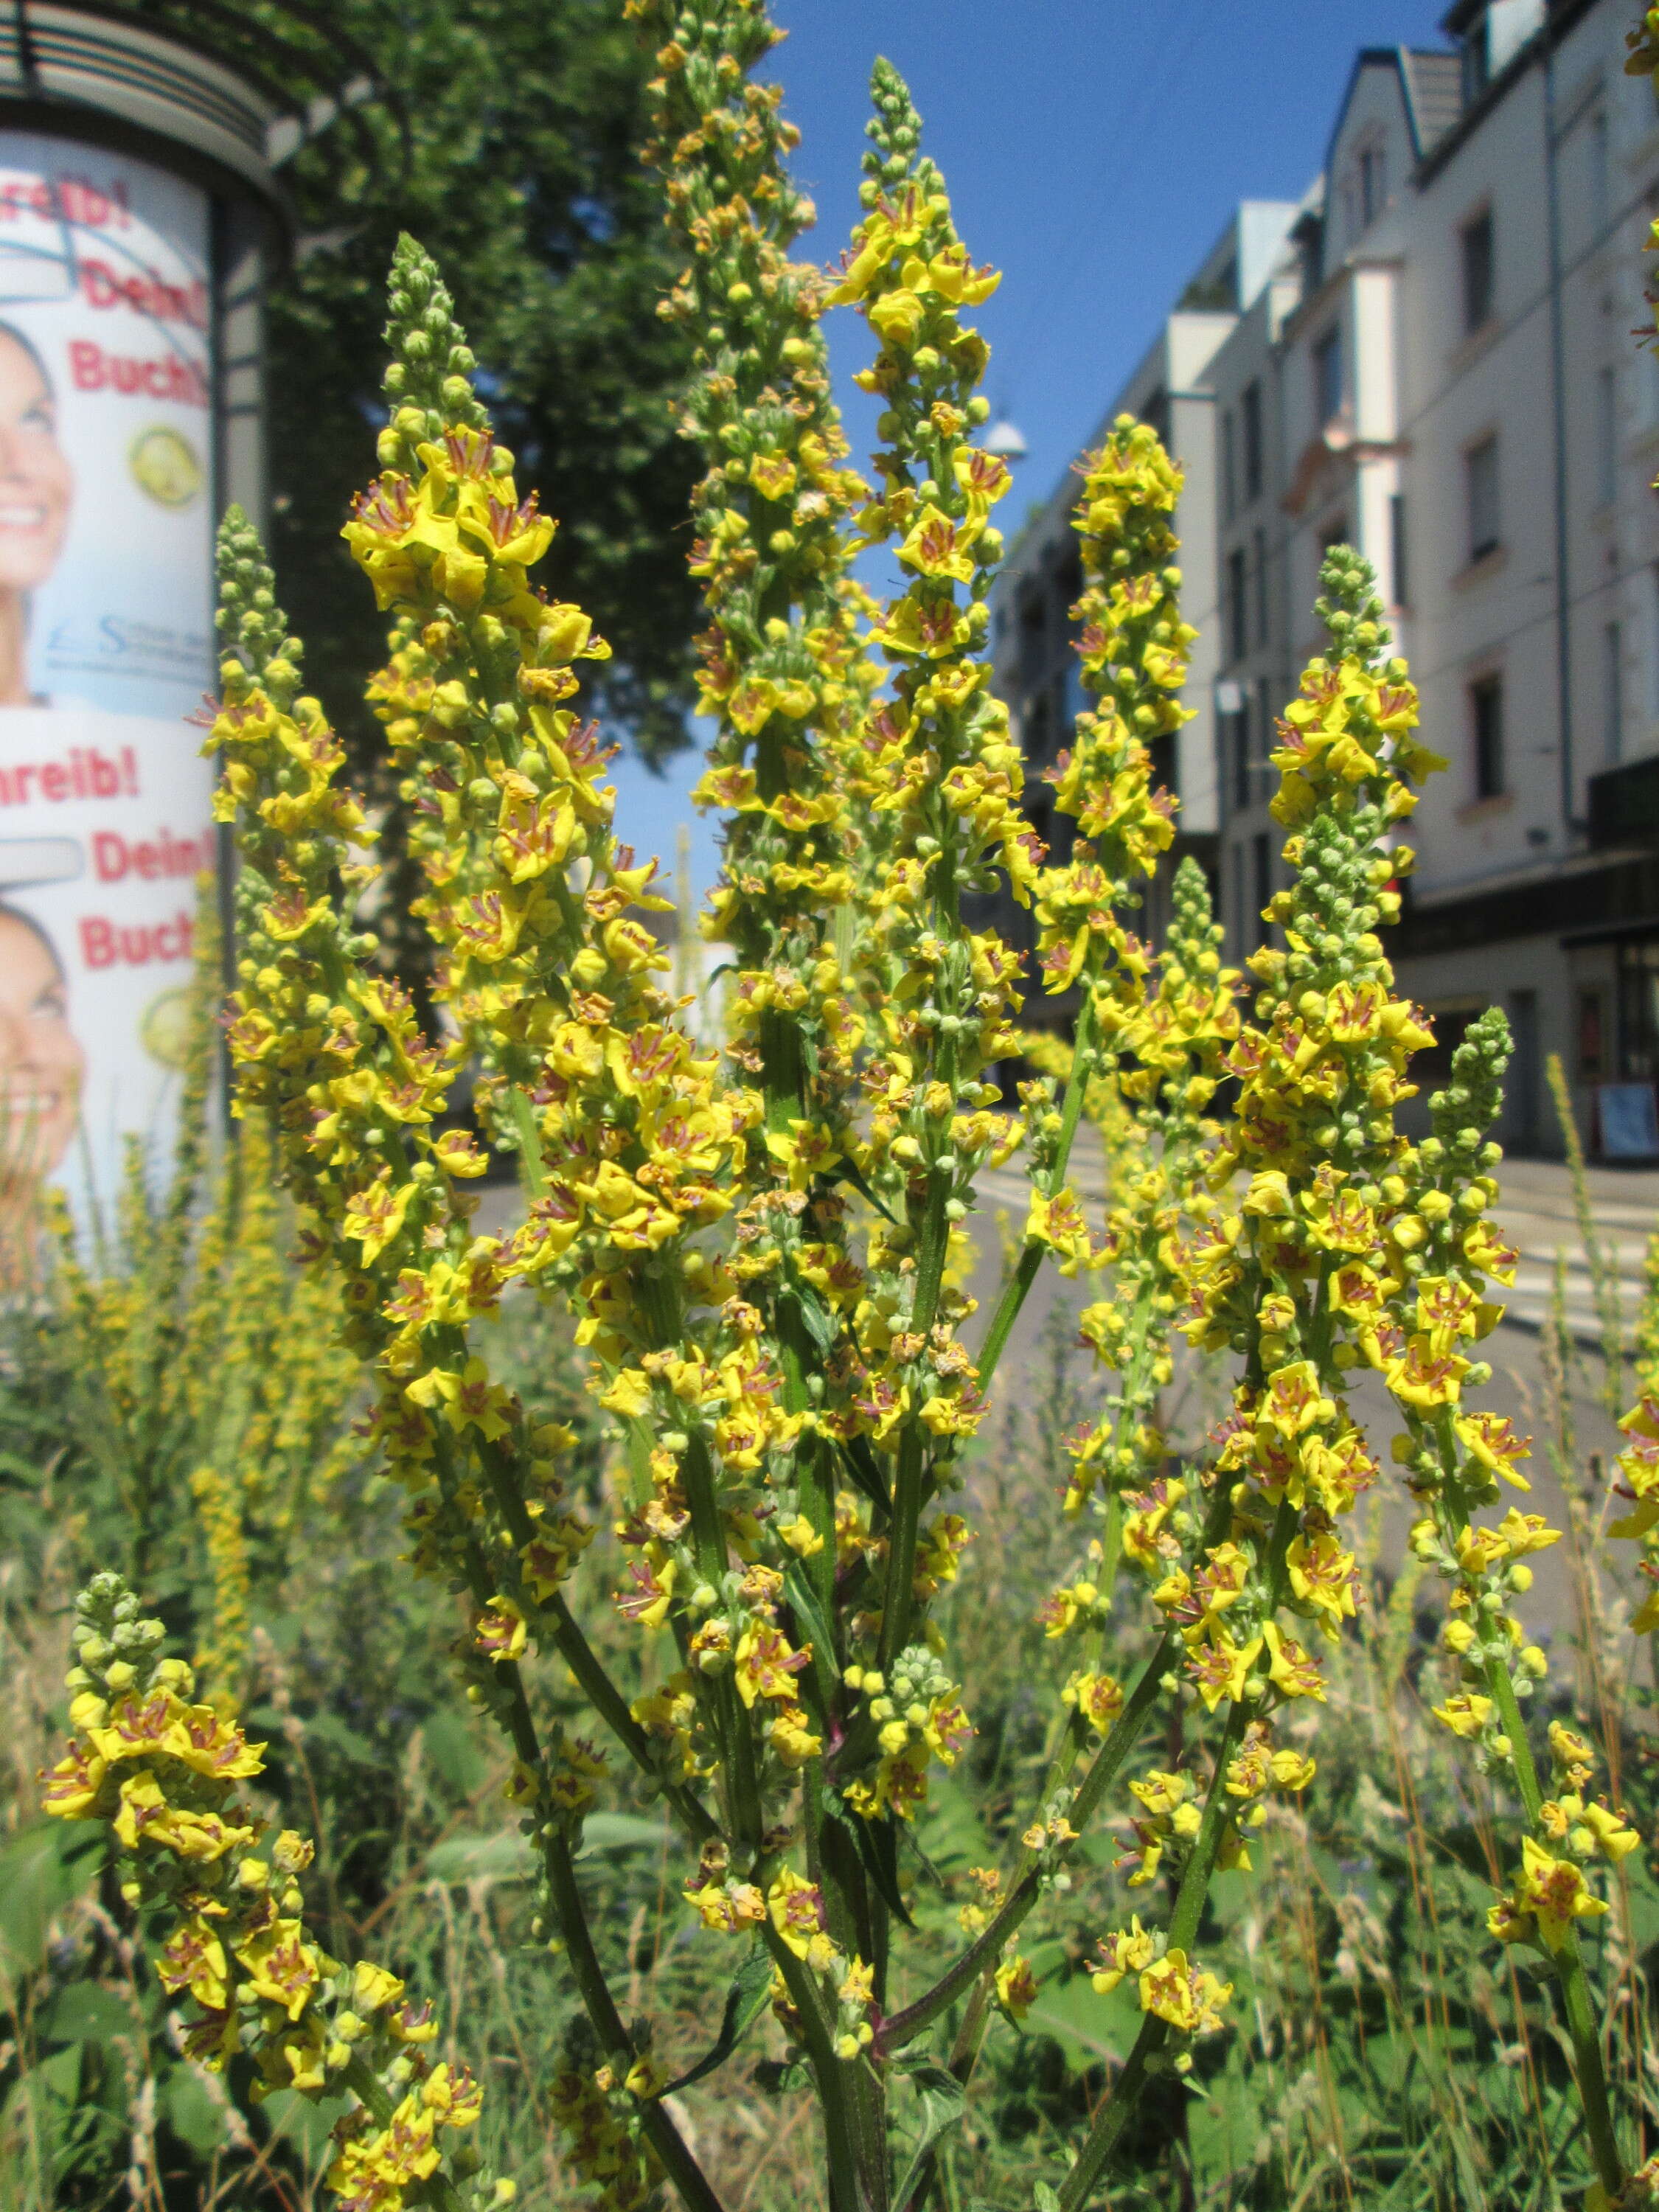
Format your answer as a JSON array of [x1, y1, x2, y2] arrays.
[[0, 132, 215, 1235]]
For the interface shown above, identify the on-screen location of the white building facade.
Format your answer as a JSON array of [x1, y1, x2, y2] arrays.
[[992, 0, 1659, 1153]]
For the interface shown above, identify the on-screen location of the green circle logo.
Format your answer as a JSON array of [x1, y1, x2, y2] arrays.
[[130, 426, 202, 509]]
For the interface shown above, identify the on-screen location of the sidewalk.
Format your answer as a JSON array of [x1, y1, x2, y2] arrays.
[[1491, 1156, 1659, 1343]]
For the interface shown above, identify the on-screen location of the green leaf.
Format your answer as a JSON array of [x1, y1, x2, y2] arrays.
[[753, 2056, 812, 2096], [821, 1795, 915, 1930], [426, 1812, 667, 1885], [830, 1154, 897, 1224], [42, 1982, 131, 2048], [892, 2062, 967, 2212], [1034, 2185, 1062, 2212], [302, 1710, 383, 1769], [421, 1708, 492, 1796], [664, 1943, 773, 2093], [163, 2065, 229, 2157], [783, 1560, 840, 1684], [0, 1819, 102, 1978], [838, 1435, 891, 1514], [425, 1832, 533, 1884], [578, 1813, 672, 1857], [781, 1283, 838, 1357]]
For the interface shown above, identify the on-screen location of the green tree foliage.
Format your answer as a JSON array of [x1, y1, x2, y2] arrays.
[[263, 0, 700, 774]]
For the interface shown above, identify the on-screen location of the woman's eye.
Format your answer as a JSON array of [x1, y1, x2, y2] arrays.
[[20, 404, 53, 433], [32, 989, 65, 1019]]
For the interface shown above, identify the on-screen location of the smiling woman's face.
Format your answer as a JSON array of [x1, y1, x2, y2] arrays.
[[0, 334, 71, 596], [0, 911, 83, 1186]]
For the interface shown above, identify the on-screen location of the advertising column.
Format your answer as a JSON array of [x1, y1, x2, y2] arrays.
[[0, 131, 215, 1231]]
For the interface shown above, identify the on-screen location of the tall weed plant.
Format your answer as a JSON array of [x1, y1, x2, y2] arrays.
[[18, 5, 1659, 2210]]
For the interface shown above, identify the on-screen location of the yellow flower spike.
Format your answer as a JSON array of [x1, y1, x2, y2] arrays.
[[47, 1571, 493, 2204]]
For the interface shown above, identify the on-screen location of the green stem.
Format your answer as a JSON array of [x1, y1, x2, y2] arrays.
[[765, 1925, 884, 2212], [1055, 1693, 1251, 2212], [544, 1591, 718, 1842], [1057, 1492, 1298, 2212], [1484, 1658, 1624, 2197], [880, 1633, 1173, 2053], [543, 1817, 728, 2212], [880, 1113, 957, 1674]]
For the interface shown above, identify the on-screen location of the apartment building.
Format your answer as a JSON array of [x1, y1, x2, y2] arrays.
[[992, 0, 1659, 1152], [989, 201, 1298, 982]]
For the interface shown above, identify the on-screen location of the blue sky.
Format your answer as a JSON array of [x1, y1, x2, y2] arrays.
[[610, 0, 1453, 898]]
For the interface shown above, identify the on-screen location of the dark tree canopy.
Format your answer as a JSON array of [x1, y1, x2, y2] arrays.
[[262, 0, 702, 771], [113, 0, 701, 770]]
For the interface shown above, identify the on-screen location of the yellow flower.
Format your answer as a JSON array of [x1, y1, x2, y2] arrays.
[[1090, 1917, 1156, 1994], [475, 1596, 527, 1665], [994, 1955, 1038, 2021], [1433, 1693, 1493, 1741], [1138, 1950, 1231, 2036]]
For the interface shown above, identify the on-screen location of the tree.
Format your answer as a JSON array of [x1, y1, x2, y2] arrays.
[[262, 0, 701, 773]]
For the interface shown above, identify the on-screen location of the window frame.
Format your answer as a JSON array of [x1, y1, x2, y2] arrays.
[[1465, 433, 1500, 565], [1241, 379, 1263, 504], [1470, 669, 1506, 799], [1220, 408, 1237, 523], [1389, 491, 1408, 608], [1225, 544, 1248, 666], [1460, 206, 1495, 335], [1312, 324, 1343, 430]]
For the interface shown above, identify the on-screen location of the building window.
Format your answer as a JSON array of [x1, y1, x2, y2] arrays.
[[1389, 492, 1408, 607], [1313, 325, 1342, 428], [1017, 583, 1046, 685], [1251, 832, 1272, 950], [1590, 109, 1610, 240], [1466, 434, 1500, 563], [1242, 380, 1263, 503], [1021, 686, 1052, 768], [1577, 987, 1607, 1083], [1252, 528, 1267, 647], [1232, 703, 1251, 812], [1257, 676, 1276, 775], [1596, 366, 1618, 509], [1155, 729, 1180, 803], [1606, 619, 1624, 766], [1461, 208, 1495, 333], [1471, 671, 1505, 798], [1359, 142, 1385, 230], [1226, 545, 1248, 665], [1220, 410, 1236, 523]]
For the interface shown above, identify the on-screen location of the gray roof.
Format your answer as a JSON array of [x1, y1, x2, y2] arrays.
[[1401, 48, 1464, 159]]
